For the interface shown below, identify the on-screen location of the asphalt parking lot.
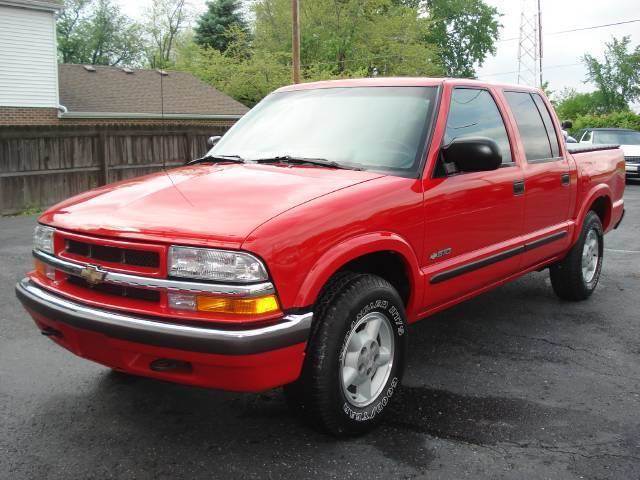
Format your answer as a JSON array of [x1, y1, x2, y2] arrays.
[[1, 183, 639, 480]]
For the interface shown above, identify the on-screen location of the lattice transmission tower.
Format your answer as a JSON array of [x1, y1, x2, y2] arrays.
[[517, 0, 543, 87]]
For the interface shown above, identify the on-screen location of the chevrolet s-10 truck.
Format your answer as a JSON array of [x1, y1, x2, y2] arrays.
[[16, 78, 625, 435]]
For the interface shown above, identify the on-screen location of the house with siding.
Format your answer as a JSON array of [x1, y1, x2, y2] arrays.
[[0, 0, 249, 214], [0, 0, 248, 127], [0, 0, 63, 124]]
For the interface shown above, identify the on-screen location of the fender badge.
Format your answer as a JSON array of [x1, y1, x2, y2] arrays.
[[80, 265, 106, 286], [430, 248, 452, 261]]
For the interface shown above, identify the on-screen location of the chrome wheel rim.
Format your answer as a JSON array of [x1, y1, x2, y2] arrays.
[[340, 311, 394, 408], [582, 229, 599, 284]]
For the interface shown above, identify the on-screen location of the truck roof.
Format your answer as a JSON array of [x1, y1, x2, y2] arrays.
[[276, 77, 542, 93], [584, 127, 637, 132]]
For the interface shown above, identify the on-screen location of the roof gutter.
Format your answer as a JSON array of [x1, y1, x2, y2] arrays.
[[58, 111, 244, 120], [0, 0, 64, 11]]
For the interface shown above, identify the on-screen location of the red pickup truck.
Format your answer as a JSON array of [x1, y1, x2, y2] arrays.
[[16, 78, 625, 436]]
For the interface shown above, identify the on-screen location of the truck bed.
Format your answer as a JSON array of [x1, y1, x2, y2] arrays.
[[567, 144, 619, 154]]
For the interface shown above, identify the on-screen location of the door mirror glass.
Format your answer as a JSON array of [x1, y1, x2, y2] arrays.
[[442, 137, 502, 173], [207, 135, 222, 147]]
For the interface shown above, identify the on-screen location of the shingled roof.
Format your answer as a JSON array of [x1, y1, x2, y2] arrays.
[[0, 0, 64, 10], [58, 64, 249, 119]]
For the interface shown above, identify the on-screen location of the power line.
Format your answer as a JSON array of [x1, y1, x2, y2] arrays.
[[499, 18, 640, 43], [480, 62, 583, 78], [552, 18, 640, 35], [284, 17, 639, 78], [296, 54, 581, 79]]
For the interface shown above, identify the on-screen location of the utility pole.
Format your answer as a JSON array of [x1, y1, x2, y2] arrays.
[[538, 0, 543, 88], [291, 0, 301, 84]]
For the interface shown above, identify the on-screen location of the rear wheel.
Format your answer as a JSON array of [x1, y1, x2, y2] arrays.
[[550, 211, 603, 301], [285, 272, 407, 436]]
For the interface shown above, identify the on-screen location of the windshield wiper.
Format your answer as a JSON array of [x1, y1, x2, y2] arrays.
[[254, 155, 363, 171], [188, 154, 246, 165]]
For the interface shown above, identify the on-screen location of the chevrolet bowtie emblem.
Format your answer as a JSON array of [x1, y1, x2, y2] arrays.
[[80, 265, 106, 286]]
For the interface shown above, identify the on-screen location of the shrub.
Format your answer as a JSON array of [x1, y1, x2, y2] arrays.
[[570, 111, 640, 135]]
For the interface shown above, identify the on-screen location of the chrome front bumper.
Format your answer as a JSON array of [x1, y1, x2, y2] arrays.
[[16, 278, 312, 355]]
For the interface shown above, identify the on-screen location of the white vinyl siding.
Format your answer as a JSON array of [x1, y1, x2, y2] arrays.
[[0, 5, 59, 107]]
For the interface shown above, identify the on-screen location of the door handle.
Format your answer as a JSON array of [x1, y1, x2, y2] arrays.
[[513, 180, 525, 196], [561, 172, 570, 186]]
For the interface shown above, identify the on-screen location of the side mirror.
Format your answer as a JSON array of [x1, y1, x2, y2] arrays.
[[442, 137, 502, 173], [207, 135, 222, 147]]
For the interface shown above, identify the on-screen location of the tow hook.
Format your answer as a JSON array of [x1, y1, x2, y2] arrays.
[[149, 358, 193, 374], [41, 327, 63, 338]]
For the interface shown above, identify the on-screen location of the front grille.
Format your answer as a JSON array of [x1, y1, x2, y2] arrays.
[[66, 239, 160, 268], [625, 156, 640, 164], [67, 275, 160, 303]]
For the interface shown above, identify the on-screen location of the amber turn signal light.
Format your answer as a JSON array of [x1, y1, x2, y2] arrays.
[[168, 292, 281, 316], [34, 259, 55, 280], [196, 294, 280, 315]]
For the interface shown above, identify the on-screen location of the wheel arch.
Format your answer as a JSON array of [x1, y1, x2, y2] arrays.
[[573, 184, 613, 243], [588, 195, 612, 230], [294, 233, 423, 320]]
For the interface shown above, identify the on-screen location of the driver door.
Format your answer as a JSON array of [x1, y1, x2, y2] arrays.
[[421, 87, 525, 310]]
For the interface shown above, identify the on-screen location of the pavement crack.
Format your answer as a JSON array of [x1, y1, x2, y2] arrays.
[[493, 327, 640, 382], [500, 440, 640, 462]]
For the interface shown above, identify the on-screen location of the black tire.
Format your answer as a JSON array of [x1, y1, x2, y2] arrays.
[[284, 272, 408, 436], [550, 211, 604, 301]]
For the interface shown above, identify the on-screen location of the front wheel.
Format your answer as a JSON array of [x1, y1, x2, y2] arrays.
[[550, 211, 604, 301], [285, 272, 407, 436]]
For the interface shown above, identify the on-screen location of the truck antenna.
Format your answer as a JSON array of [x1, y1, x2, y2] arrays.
[[158, 66, 193, 206], [160, 66, 166, 172]]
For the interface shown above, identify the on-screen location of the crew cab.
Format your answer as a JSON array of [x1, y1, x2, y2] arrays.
[[16, 78, 625, 436]]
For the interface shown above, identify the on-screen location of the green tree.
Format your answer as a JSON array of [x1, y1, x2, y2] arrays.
[[571, 111, 640, 135], [145, 0, 191, 68], [554, 88, 612, 120], [541, 81, 553, 102], [56, 0, 144, 66], [424, 0, 500, 77], [583, 36, 640, 112], [57, 0, 91, 63], [194, 0, 249, 52], [177, 0, 444, 106], [252, 0, 441, 77]]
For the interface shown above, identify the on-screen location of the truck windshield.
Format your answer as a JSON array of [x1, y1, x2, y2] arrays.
[[593, 130, 640, 145], [208, 86, 438, 177]]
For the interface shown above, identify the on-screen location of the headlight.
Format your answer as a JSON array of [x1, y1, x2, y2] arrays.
[[33, 225, 55, 254], [168, 246, 269, 283]]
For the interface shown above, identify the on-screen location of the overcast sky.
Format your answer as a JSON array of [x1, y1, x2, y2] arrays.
[[119, 0, 640, 98]]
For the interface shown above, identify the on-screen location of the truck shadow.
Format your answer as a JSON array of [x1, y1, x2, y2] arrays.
[[20, 273, 634, 477]]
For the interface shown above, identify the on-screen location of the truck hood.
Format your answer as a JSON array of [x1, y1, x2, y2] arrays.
[[40, 164, 383, 248]]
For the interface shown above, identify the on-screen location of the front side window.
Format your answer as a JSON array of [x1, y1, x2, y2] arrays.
[[505, 91, 556, 161], [443, 88, 513, 164], [210, 86, 438, 177]]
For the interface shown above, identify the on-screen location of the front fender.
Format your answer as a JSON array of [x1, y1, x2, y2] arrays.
[[294, 232, 424, 321]]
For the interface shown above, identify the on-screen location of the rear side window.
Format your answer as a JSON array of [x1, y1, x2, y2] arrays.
[[532, 94, 560, 157], [505, 91, 558, 161], [444, 88, 512, 164]]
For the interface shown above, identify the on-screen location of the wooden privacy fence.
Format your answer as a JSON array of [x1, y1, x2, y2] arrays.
[[0, 125, 228, 215]]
